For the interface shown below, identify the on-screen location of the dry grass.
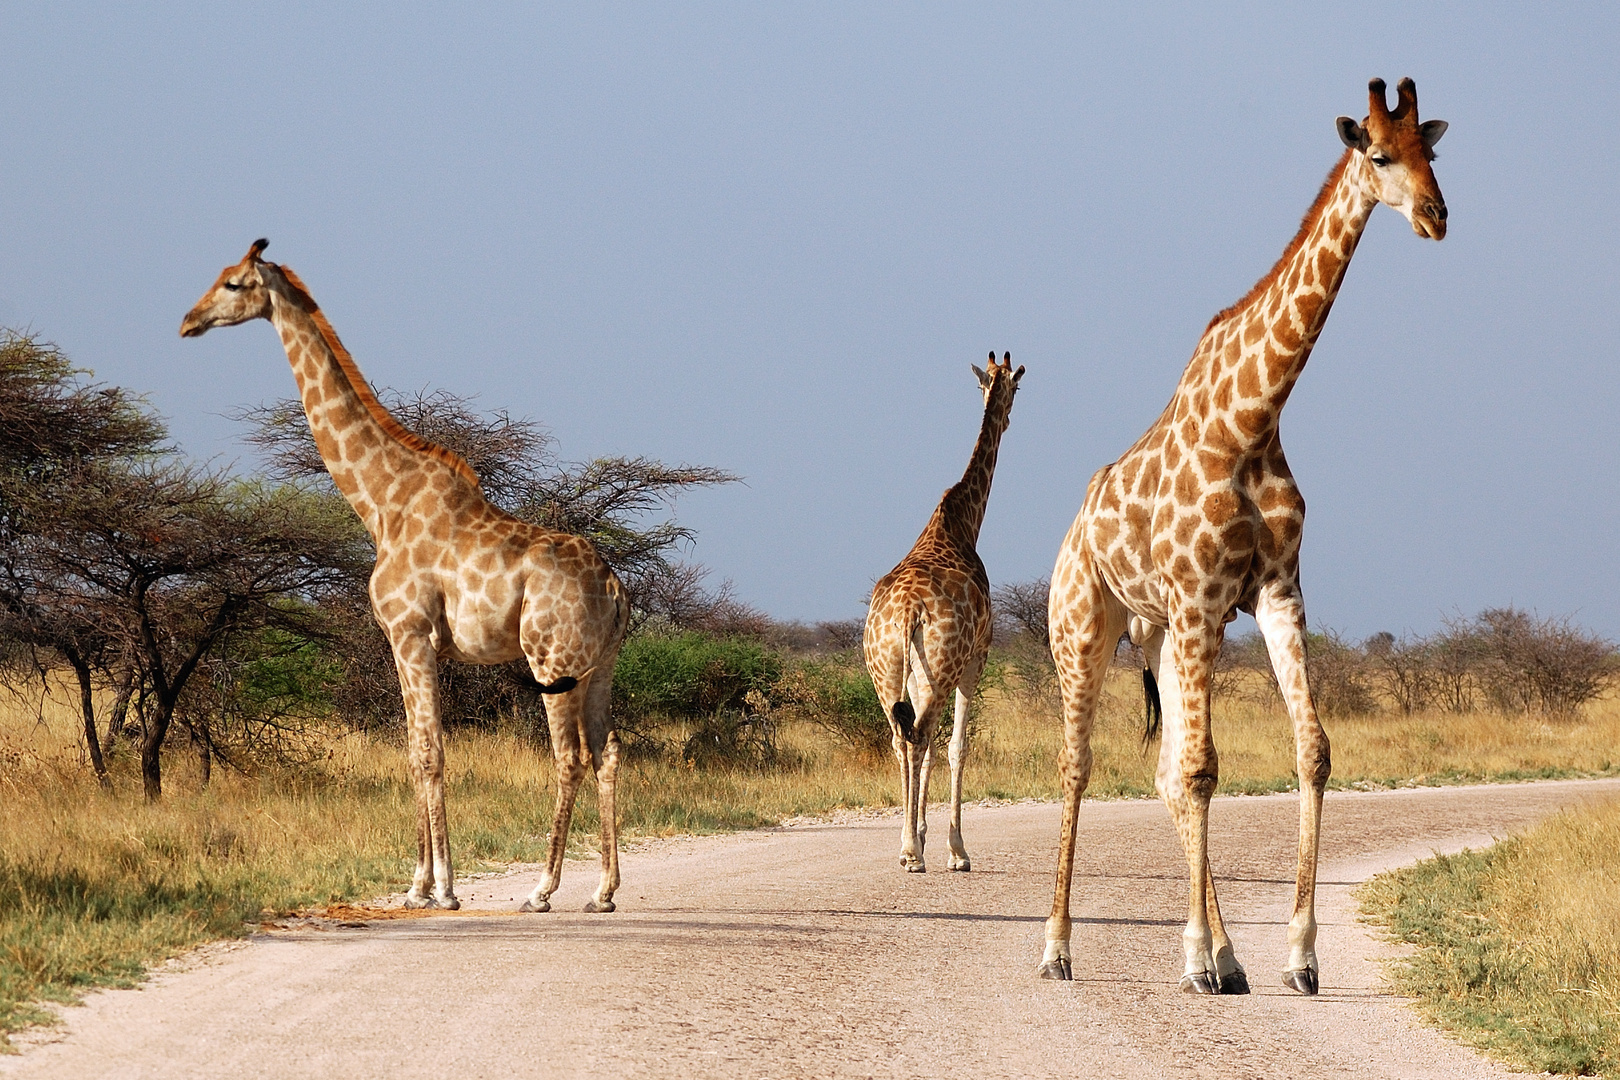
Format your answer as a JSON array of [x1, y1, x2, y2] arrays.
[[1360, 798, 1620, 1077], [976, 668, 1620, 798], [2, 667, 1618, 1047]]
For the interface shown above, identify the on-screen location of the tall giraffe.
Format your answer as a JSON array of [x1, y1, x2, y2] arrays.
[[1037, 79, 1448, 993], [181, 241, 629, 913], [864, 353, 1023, 873]]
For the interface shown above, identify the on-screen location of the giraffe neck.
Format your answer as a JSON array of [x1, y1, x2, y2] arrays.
[[939, 395, 1013, 546], [1192, 150, 1378, 445], [262, 265, 478, 537]]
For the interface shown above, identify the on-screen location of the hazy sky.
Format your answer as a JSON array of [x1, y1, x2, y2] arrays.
[[2, 4, 1616, 638]]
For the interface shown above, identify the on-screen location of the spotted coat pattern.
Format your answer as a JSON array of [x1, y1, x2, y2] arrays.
[[181, 242, 629, 914], [864, 354, 1022, 873], [1037, 80, 1450, 994]]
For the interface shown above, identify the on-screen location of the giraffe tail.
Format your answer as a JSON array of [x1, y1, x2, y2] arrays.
[[1141, 666, 1163, 745], [890, 605, 925, 745]]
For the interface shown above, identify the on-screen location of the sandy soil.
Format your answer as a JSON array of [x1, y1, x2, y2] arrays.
[[9, 777, 1616, 1079]]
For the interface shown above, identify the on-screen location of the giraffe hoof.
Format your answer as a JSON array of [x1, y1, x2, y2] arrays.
[[1218, 970, 1251, 995], [1180, 971, 1220, 994], [905, 862, 927, 874], [583, 898, 616, 913], [436, 896, 460, 911], [402, 894, 432, 910], [1282, 967, 1319, 995], [1036, 958, 1073, 981], [949, 857, 971, 872], [518, 898, 551, 913]]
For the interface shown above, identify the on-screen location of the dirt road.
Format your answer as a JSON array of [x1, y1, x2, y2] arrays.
[[9, 778, 1617, 1079]]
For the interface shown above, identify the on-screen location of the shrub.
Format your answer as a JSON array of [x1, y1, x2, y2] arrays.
[[1472, 608, 1617, 718], [774, 656, 888, 756], [1302, 631, 1376, 717], [992, 577, 1051, 649], [1212, 630, 1278, 705], [679, 691, 793, 772], [1365, 631, 1433, 715], [612, 631, 783, 729]]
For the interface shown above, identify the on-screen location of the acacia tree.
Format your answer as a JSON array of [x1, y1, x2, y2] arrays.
[[0, 332, 165, 781], [0, 332, 372, 796], [17, 467, 368, 798]]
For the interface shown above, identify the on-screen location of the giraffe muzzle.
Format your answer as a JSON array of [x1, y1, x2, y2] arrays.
[[1414, 200, 1447, 240]]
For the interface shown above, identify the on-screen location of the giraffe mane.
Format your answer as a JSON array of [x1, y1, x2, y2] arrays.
[[1202, 149, 1353, 335], [271, 264, 483, 489]]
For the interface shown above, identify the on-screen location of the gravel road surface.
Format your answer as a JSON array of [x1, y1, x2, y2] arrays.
[[10, 777, 1617, 1079]]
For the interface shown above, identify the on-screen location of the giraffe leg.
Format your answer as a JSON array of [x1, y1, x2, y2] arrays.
[[1254, 582, 1330, 995], [1144, 626, 1247, 993], [917, 736, 935, 863], [391, 632, 459, 911], [898, 648, 942, 873], [1039, 558, 1125, 980], [1204, 868, 1248, 993], [522, 687, 589, 913], [583, 669, 621, 913], [945, 665, 980, 871], [1153, 609, 1227, 993]]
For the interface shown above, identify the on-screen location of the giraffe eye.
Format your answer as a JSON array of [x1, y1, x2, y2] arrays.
[[223, 282, 242, 292], [1370, 153, 1391, 167]]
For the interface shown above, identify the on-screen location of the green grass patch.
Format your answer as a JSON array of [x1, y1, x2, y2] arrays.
[[1360, 799, 1620, 1077]]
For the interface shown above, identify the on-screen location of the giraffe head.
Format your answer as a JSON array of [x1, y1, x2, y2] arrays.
[[971, 351, 1024, 410], [1336, 78, 1448, 240], [179, 239, 274, 337]]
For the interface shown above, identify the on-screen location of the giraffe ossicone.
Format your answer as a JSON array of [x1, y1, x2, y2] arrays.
[[864, 352, 1023, 874], [1038, 78, 1448, 993], [181, 241, 629, 914]]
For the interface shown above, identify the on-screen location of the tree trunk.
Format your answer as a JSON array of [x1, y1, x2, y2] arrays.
[[140, 700, 173, 801], [103, 673, 135, 755], [192, 720, 212, 789], [67, 653, 110, 788]]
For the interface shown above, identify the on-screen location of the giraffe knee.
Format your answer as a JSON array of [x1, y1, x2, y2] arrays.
[[1182, 752, 1219, 801], [555, 754, 588, 786], [1299, 743, 1330, 790], [1182, 771, 1217, 801]]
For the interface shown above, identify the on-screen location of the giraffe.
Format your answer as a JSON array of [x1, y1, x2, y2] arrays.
[[1036, 79, 1448, 993], [864, 352, 1023, 873], [180, 240, 629, 914]]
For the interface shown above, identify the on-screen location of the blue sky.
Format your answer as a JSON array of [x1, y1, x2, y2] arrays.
[[2, 4, 1617, 637]]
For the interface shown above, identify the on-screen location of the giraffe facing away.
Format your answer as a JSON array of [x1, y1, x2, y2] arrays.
[[864, 353, 1023, 873], [1037, 79, 1448, 993], [181, 241, 629, 914]]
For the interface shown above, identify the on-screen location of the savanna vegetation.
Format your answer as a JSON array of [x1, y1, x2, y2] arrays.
[[1361, 799, 1620, 1077], [2, 329, 1618, 1054]]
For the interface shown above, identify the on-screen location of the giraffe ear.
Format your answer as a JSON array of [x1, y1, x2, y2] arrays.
[[1419, 119, 1448, 149], [1336, 117, 1368, 151], [972, 364, 990, 389], [1012, 365, 1025, 385]]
